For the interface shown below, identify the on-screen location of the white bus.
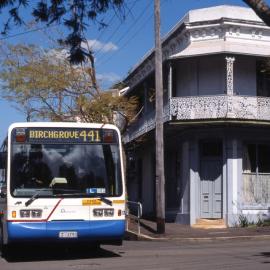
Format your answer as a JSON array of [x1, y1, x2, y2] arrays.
[[0, 122, 126, 255]]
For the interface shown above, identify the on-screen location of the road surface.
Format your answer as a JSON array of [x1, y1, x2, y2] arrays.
[[1, 239, 270, 270]]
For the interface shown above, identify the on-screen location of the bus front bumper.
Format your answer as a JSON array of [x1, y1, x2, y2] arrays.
[[7, 220, 125, 243]]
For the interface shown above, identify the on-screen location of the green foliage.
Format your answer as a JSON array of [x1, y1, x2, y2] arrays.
[[237, 213, 270, 228], [0, 43, 138, 129], [77, 90, 138, 123], [0, 0, 125, 63], [256, 215, 264, 227], [238, 214, 250, 227]]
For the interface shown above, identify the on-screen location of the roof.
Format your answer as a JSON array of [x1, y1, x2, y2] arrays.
[[185, 5, 261, 23], [124, 5, 269, 91]]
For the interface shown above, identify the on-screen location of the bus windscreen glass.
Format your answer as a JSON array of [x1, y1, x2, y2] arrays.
[[10, 127, 122, 197]]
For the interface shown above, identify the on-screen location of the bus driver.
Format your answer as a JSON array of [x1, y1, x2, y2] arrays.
[[22, 145, 52, 187]]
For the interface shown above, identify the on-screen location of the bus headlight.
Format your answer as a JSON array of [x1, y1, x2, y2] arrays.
[[31, 209, 42, 218], [93, 208, 115, 217], [20, 209, 31, 218], [93, 209, 103, 217], [104, 209, 114, 217], [20, 209, 43, 218]]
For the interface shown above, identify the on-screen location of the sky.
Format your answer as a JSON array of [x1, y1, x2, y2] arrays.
[[0, 0, 258, 142]]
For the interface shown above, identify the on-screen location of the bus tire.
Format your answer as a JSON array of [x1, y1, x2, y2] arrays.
[[0, 223, 5, 257]]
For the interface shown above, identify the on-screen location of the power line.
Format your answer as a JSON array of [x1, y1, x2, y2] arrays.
[[0, 24, 58, 41], [93, 0, 138, 57], [96, 0, 167, 67], [98, 0, 153, 60], [95, 0, 142, 41], [96, 2, 155, 67]]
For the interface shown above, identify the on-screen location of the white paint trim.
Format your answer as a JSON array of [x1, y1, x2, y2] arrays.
[[232, 139, 238, 214]]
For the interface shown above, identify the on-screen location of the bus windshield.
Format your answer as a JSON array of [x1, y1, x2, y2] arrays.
[[11, 143, 122, 198]]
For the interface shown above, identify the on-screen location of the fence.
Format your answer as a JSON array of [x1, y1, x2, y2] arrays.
[[126, 201, 142, 235]]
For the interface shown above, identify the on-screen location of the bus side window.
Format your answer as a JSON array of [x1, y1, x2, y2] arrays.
[[0, 152, 6, 169], [0, 151, 7, 198]]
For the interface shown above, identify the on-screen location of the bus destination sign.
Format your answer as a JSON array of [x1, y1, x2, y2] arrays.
[[12, 127, 116, 144]]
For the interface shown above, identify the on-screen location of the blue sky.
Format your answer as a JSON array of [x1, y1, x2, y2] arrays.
[[0, 0, 257, 142]]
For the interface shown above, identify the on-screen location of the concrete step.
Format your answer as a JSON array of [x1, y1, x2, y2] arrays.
[[192, 219, 227, 229]]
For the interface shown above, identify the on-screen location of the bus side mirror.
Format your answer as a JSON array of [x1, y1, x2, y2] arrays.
[[0, 152, 7, 169]]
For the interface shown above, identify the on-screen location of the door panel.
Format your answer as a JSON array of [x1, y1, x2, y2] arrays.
[[200, 158, 222, 218], [213, 169, 222, 218]]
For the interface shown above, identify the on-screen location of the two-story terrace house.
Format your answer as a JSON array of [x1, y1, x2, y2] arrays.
[[122, 5, 270, 227]]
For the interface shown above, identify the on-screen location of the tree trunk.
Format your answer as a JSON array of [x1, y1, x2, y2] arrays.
[[243, 0, 270, 26]]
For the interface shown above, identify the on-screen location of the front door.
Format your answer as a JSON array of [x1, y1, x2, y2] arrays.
[[200, 141, 222, 219]]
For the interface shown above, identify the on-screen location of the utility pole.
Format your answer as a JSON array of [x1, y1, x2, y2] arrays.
[[154, 0, 165, 234]]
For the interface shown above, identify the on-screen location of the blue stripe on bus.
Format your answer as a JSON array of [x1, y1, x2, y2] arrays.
[[7, 220, 125, 242]]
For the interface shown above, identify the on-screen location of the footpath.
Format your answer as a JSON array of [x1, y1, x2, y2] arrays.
[[125, 218, 270, 242]]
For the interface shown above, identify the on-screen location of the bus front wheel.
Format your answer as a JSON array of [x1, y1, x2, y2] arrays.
[[0, 222, 9, 258]]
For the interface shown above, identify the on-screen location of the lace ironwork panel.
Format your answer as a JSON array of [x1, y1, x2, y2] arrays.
[[171, 95, 270, 120]]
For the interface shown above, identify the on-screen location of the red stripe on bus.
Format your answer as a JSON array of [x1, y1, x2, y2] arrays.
[[46, 198, 63, 221], [7, 198, 63, 223], [7, 219, 47, 222]]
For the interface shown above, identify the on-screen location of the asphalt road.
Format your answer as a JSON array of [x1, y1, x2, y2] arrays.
[[1, 239, 270, 270]]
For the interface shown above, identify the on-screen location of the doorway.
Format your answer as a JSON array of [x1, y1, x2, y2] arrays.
[[200, 141, 223, 219]]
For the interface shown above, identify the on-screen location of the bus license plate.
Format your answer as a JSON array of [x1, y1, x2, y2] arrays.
[[59, 231, 78, 238]]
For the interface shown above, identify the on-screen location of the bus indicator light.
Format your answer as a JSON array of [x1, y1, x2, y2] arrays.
[[15, 128, 26, 142], [12, 211, 16, 218], [103, 130, 114, 143]]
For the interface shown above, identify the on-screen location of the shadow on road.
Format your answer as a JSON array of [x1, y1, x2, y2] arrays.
[[254, 252, 270, 264], [3, 244, 121, 263]]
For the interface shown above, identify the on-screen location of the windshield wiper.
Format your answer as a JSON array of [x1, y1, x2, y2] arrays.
[[55, 193, 113, 206], [25, 188, 51, 207], [25, 189, 113, 207], [97, 195, 112, 206], [24, 188, 83, 207]]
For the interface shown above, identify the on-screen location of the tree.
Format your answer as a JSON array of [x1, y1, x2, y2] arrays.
[[243, 0, 270, 26], [0, 43, 138, 130], [0, 0, 125, 64]]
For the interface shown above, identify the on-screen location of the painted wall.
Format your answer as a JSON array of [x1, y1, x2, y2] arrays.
[[175, 55, 226, 97], [141, 146, 155, 215], [176, 141, 190, 224], [174, 55, 257, 97], [126, 126, 270, 225], [234, 56, 257, 96]]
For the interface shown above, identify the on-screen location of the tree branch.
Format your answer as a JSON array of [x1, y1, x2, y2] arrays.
[[243, 0, 270, 26]]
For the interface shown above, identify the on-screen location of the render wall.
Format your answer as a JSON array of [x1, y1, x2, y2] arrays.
[[174, 55, 257, 97], [234, 56, 257, 96]]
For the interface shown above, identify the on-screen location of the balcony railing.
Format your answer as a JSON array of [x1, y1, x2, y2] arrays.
[[170, 95, 270, 120], [123, 103, 170, 143], [123, 95, 270, 143]]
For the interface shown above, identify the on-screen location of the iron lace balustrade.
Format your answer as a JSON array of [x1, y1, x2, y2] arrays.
[[170, 95, 270, 121], [123, 95, 270, 143]]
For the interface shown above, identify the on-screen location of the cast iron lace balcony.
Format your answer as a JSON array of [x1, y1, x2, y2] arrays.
[[123, 95, 270, 143], [170, 95, 270, 120]]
